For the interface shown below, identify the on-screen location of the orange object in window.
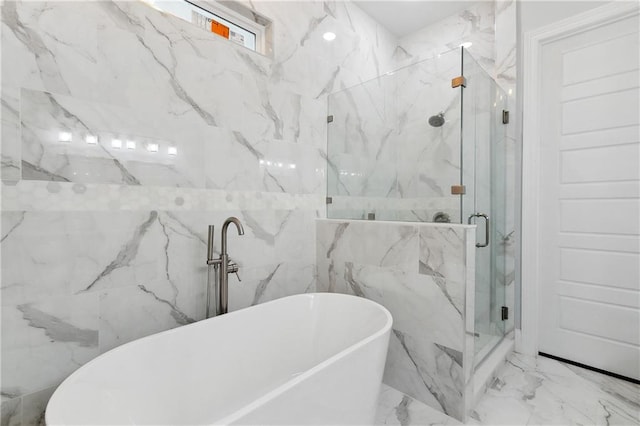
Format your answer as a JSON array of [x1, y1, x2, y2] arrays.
[[211, 19, 230, 39]]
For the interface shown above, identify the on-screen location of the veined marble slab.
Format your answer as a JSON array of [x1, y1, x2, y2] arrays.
[[317, 219, 475, 421], [471, 353, 640, 425], [376, 383, 462, 426], [377, 353, 640, 426]]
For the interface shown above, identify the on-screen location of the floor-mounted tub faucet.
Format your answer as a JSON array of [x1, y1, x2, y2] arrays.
[[206, 217, 244, 317]]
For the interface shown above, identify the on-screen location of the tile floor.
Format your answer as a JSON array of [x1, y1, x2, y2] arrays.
[[376, 352, 640, 425]]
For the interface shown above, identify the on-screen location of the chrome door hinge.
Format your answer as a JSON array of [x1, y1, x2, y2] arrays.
[[325, 196, 333, 204], [327, 115, 334, 123], [502, 110, 509, 124], [501, 306, 509, 321]]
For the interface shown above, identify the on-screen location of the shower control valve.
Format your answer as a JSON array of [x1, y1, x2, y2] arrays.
[[228, 261, 241, 282]]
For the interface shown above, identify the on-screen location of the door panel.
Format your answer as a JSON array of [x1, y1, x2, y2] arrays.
[[562, 31, 639, 84], [561, 144, 639, 183], [538, 11, 640, 380], [560, 248, 640, 290], [560, 199, 639, 234]]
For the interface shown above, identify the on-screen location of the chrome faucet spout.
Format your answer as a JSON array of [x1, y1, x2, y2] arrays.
[[212, 217, 244, 316], [205, 217, 244, 318], [221, 217, 244, 256]]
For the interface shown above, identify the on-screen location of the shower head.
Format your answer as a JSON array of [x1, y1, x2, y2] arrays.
[[428, 112, 445, 127]]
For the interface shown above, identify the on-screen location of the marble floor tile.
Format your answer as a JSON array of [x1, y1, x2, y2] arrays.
[[378, 353, 640, 426], [471, 353, 640, 426], [376, 384, 463, 426]]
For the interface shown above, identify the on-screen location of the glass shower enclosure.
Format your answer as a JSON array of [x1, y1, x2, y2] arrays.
[[327, 49, 463, 223], [326, 48, 509, 365], [461, 50, 509, 362]]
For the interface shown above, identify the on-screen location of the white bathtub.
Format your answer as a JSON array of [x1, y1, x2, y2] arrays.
[[45, 293, 392, 425]]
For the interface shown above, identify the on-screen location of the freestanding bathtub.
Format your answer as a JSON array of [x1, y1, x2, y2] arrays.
[[45, 293, 393, 425]]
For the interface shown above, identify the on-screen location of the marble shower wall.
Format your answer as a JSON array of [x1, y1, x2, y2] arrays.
[[0, 0, 399, 423], [327, 0, 517, 228], [316, 219, 476, 421], [326, 49, 462, 223], [324, 0, 518, 368], [393, 0, 495, 88], [395, 0, 516, 93], [326, 68, 397, 213], [393, 50, 462, 223]]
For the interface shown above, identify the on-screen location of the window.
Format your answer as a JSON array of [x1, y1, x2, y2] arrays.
[[148, 0, 272, 56]]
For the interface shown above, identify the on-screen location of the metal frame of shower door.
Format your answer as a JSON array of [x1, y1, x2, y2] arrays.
[[519, 1, 640, 356]]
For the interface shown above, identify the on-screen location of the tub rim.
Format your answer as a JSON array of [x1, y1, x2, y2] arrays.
[[46, 292, 393, 425], [218, 293, 393, 424]]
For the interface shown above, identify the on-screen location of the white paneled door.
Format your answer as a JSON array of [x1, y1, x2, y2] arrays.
[[537, 11, 640, 380]]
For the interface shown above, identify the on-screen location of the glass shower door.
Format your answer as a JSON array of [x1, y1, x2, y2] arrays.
[[461, 49, 508, 363]]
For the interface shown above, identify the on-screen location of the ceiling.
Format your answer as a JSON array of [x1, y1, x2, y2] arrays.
[[353, 1, 478, 37]]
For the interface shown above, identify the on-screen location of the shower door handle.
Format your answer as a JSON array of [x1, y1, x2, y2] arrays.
[[468, 213, 490, 248]]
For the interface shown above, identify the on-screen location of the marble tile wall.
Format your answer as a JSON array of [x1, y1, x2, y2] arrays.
[[394, 2, 495, 77], [327, 47, 463, 223], [325, 0, 518, 359], [326, 195, 460, 223], [393, 49, 462, 223], [326, 69, 397, 202], [394, 5, 493, 224], [327, 0, 517, 228], [322, 1, 518, 420], [316, 218, 476, 421], [0, 0, 399, 423]]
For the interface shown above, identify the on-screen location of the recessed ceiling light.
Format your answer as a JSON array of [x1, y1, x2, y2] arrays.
[[111, 139, 122, 149], [126, 140, 136, 150], [147, 143, 159, 153], [459, 42, 473, 48], [167, 146, 177, 156], [323, 32, 336, 41], [85, 135, 98, 144]]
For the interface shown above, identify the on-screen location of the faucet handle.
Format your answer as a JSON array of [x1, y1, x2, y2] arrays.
[[228, 261, 242, 282]]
